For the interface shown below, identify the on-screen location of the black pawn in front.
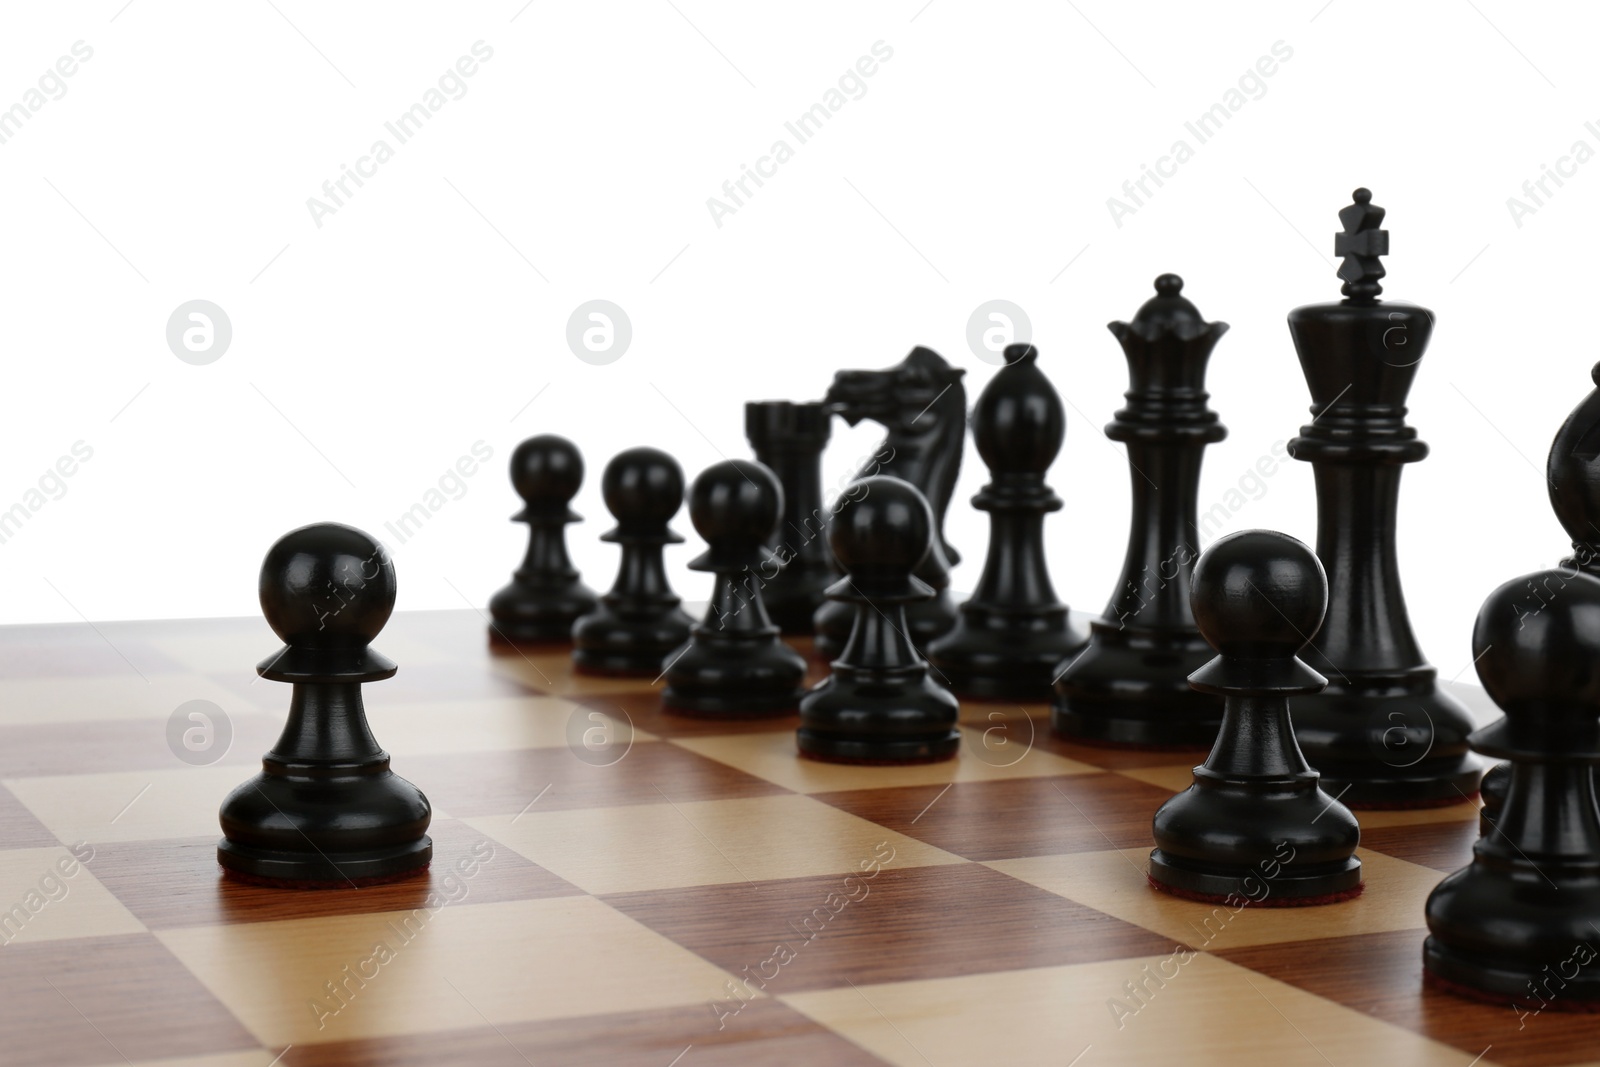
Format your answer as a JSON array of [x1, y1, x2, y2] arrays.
[[746, 400, 835, 634], [1054, 276, 1227, 747], [662, 459, 806, 716], [218, 523, 431, 887], [1149, 530, 1363, 905], [799, 476, 960, 763], [572, 447, 694, 675], [489, 435, 598, 645], [1285, 189, 1480, 806], [1425, 568, 1600, 1006], [927, 344, 1087, 700]]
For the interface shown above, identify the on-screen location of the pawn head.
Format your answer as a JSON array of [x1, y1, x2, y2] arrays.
[[828, 476, 933, 599], [1192, 530, 1326, 657], [602, 446, 684, 528], [510, 434, 584, 509], [1187, 530, 1328, 695], [1471, 568, 1600, 756], [686, 459, 782, 571], [259, 522, 396, 654]]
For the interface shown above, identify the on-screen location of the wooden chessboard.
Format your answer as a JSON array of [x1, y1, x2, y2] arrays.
[[0, 608, 1585, 1067]]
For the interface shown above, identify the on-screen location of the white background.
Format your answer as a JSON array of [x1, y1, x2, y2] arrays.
[[0, 0, 1587, 681]]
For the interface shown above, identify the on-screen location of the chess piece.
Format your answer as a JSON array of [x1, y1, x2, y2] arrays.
[[663, 459, 807, 716], [927, 344, 1087, 700], [1424, 568, 1600, 1006], [1478, 359, 1600, 832], [572, 447, 694, 675], [1054, 276, 1227, 746], [799, 476, 960, 763], [746, 400, 834, 634], [1149, 530, 1363, 905], [218, 523, 431, 886], [815, 347, 966, 658], [1285, 188, 1481, 807], [489, 435, 598, 645]]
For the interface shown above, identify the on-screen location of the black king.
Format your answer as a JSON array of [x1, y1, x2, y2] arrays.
[[1284, 188, 1482, 807]]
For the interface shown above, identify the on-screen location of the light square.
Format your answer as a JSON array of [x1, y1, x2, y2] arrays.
[[671, 725, 1097, 794], [0, 845, 144, 943], [781, 953, 1480, 1067], [465, 793, 963, 894], [989, 847, 1441, 950], [156, 896, 738, 1046]]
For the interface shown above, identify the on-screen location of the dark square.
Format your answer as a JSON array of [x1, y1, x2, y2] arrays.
[[813, 774, 1171, 861], [0, 933, 258, 1066], [605, 862, 1182, 992], [283, 1000, 887, 1066], [1217, 929, 1596, 1067], [407, 740, 791, 817]]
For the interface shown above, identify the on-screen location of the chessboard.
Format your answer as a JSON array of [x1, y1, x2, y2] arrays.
[[0, 608, 1584, 1067]]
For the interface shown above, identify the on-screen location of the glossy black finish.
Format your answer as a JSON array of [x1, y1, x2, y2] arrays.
[[488, 435, 599, 645], [1150, 530, 1362, 902], [218, 523, 431, 884], [1285, 189, 1481, 807], [1054, 276, 1228, 746], [745, 401, 835, 634], [1424, 568, 1600, 1003], [662, 459, 807, 717], [572, 447, 694, 676], [799, 476, 960, 763], [815, 347, 966, 658], [1477, 362, 1600, 834], [926, 344, 1086, 701]]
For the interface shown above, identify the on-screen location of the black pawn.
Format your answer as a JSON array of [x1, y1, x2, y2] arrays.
[[488, 435, 598, 645], [799, 476, 960, 763], [572, 447, 694, 675], [746, 401, 835, 634], [662, 459, 807, 716], [1054, 276, 1227, 747], [926, 344, 1088, 700], [218, 523, 431, 887], [1286, 189, 1481, 806], [1149, 530, 1362, 905], [1424, 568, 1600, 1006]]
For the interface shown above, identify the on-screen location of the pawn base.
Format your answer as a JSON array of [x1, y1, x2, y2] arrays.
[[1052, 622, 1224, 748], [572, 605, 693, 677], [1289, 672, 1484, 808], [1149, 874, 1365, 908], [489, 579, 597, 646], [217, 836, 432, 888], [797, 730, 960, 764], [1425, 938, 1600, 1007], [927, 610, 1089, 703], [1148, 849, 1362, 904], [661, 632, 807, 719], [1312, 759, 1484, 810]]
